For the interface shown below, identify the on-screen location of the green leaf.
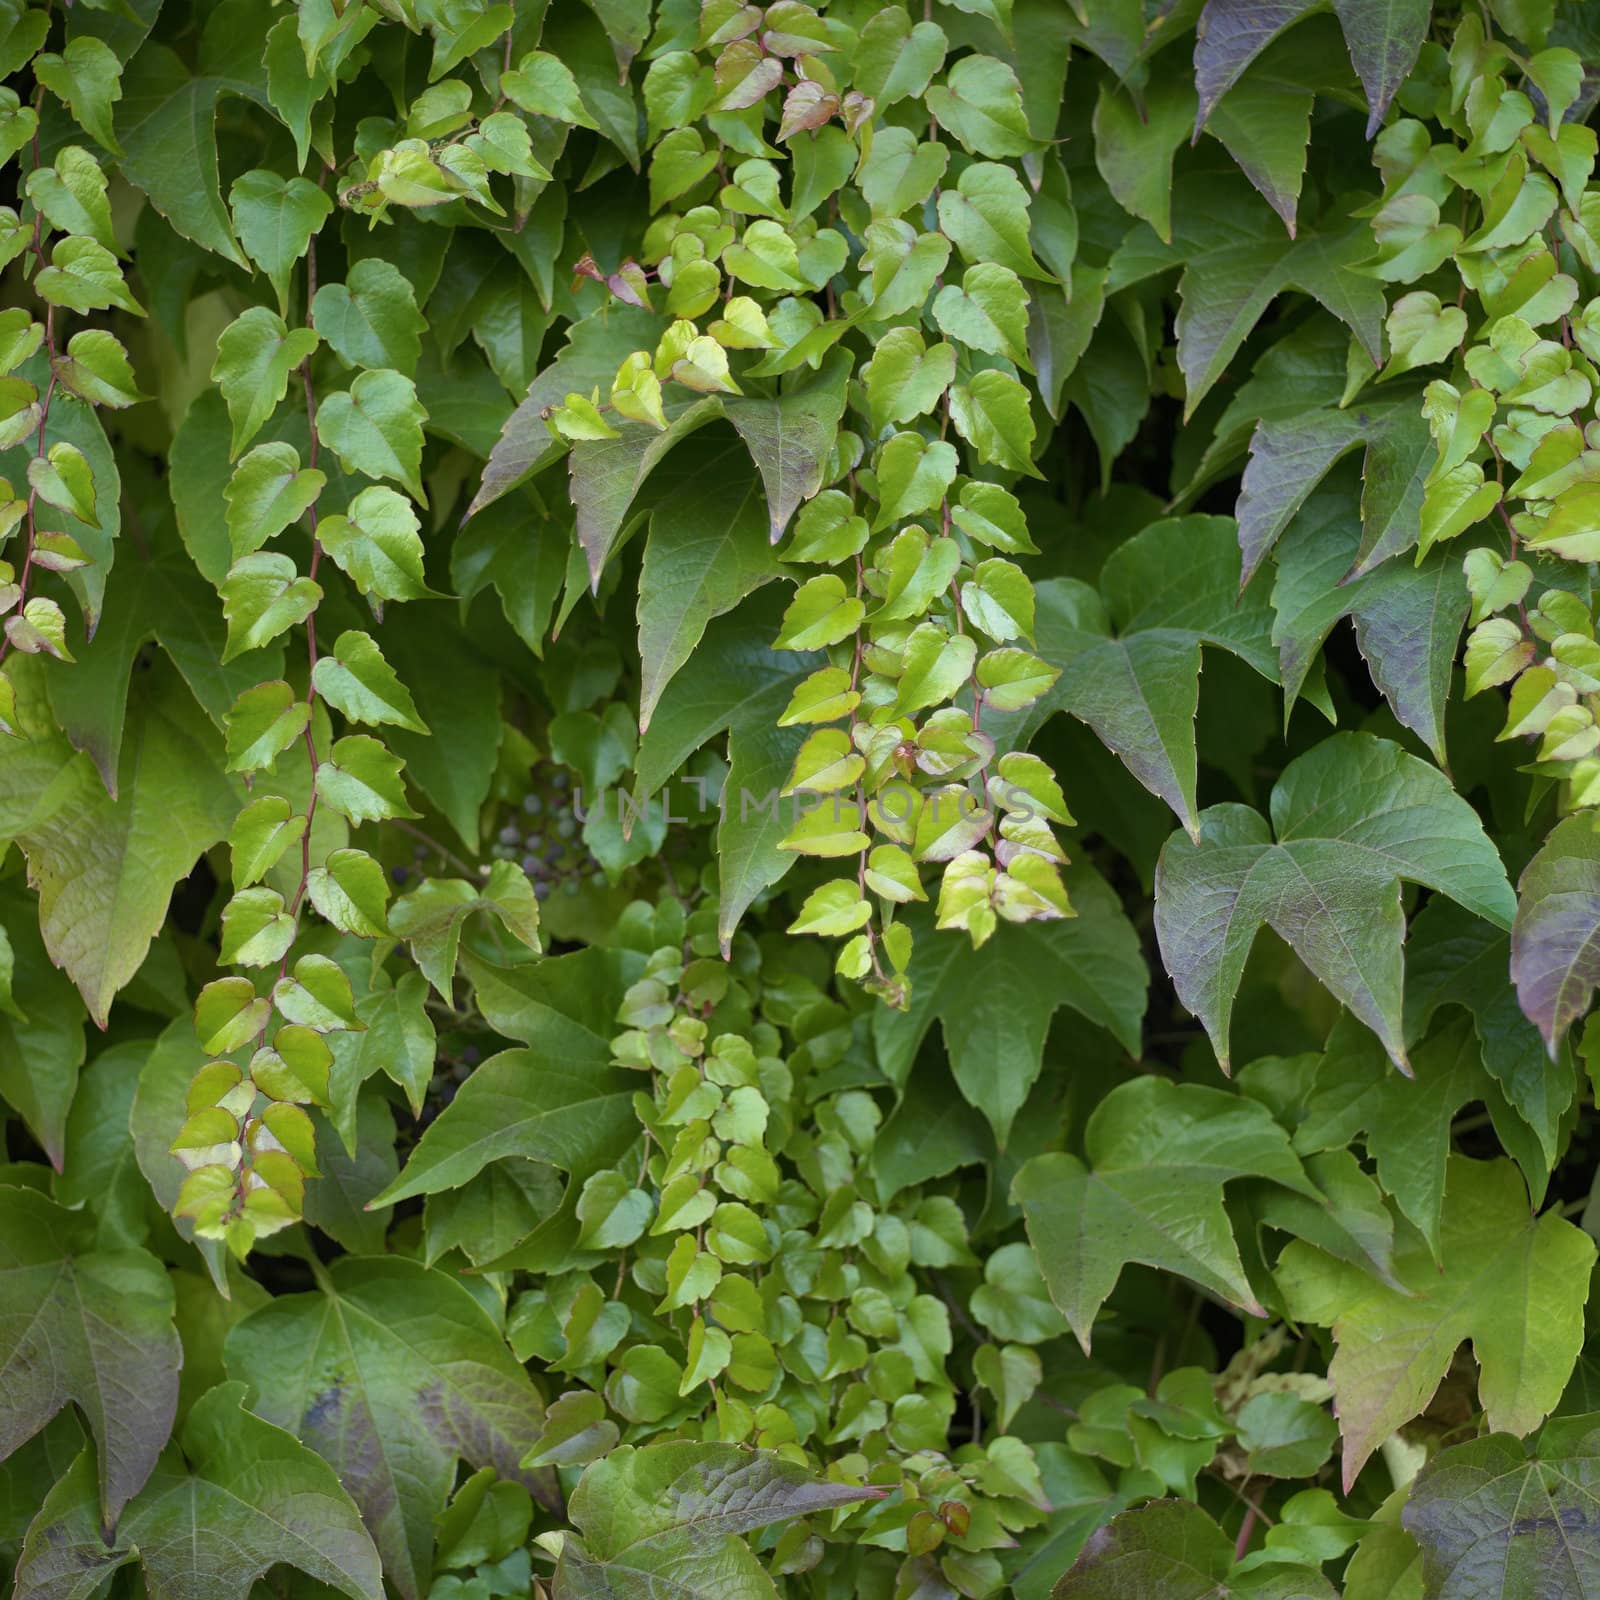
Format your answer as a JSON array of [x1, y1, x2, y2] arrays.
[[932, 263, 1031, 367], [225, 1258, 553, 1600], [1278, 1158, 1594, 1489], [35, 235, 143, 318], [860, 223, 952, 323], [35, 37, 126, 155], [569, 393, 725, 584], [316, 484, 440, 602], [864, 327, 957, 436], [223, 441, 325, 561], [1236, 399, 1429, 586], [219, 884, 296, 966], [313, 258, 428, 373], [557, 1442, 882, 1598], [874, 432, 959, 530], [873, 865, 1146, 1143], [1154, 733, 1516, 1071], [1401, 1414, 1600, 1600], [1194, 0, 1428, 138], [1408, 898, 1575, 1176], [315, 369, 428, 502], [28, 442, 98, 529], [311, 630, 428, 733], [503, 49, 598, 127], [1092, 64, 1195, 245], [1236, 1392, 1339, 1479], [523, 1390, 619, 1469], [8, 664, 239, 1027], [0, 887, 85, 1171], [0, 1186, 181, 1525], [949, 368, 1039, 475], [937, 159, 1048, 278], [855, 10, 948, 106], [225, 679, 310, 772], [229, 168, 334, 313], [1023, 517, 1278, 833], [1202, 26, 1327, 233], [212, 307, 320, 457], [638, 461, 779, 729], [14, 1383, 382, 1600], [1270, 475, 1469, 763], [635, 588, 816, 796], [388, 863, 540, 997], [51, 328, 144, 409], [315, 734, 417, 823], [116, 31, 271, 268], [371, 1042, 636, 1208], [1056, 1499, 1336, 1600], [724, 347, 852, 542], [860, 126, 949, 218], [220, 551, 322, 660], [1115, 171, 1383, 419], [27, 146, 119, 255], [1015, 1075, 1315, 1350], [924, 54, 1033, 159]]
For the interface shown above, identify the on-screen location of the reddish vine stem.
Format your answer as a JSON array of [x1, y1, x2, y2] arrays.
[[2, 113, 61, 673], [284, 176, 331, 931]]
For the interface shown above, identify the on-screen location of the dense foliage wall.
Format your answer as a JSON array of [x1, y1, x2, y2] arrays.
[[6, 0, 1600, 1596]]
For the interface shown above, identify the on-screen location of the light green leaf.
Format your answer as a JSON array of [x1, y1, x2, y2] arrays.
[[316, 485, 439, 601], [1278, 1158, 1594, 1490], [212, 307, 320, 458], [35, 236, 144, 318], [949, 369, 1039, 475], [224, 441, 325, 560], [220, 552, 322, 661], [224, 679, 311, 772], [26, 146, 118, 254], [229, 168, 334, 313], [937, 160, 1047, 279], [51, 328, 144, 409], [315, 369, 428, 502], [932, 264, 1031, 367], [315, 734, 417, 823], [924, 55, 1033, 158], [35, 37, 125, 156], [311, 630, 428, 733], [312, 258, 427, 373]]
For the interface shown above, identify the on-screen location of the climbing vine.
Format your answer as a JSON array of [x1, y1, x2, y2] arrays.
[[5, 3, 1600, 1599]]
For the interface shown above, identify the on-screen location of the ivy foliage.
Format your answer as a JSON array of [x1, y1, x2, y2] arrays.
[[7, 0, 1600, 1597]]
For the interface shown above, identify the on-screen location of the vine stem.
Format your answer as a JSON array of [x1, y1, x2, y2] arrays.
[[1234, 1483, 1261, 1560], [849, 544, 886, 982], [283, 174, 331, 931], [1, 110, 61, 673]]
